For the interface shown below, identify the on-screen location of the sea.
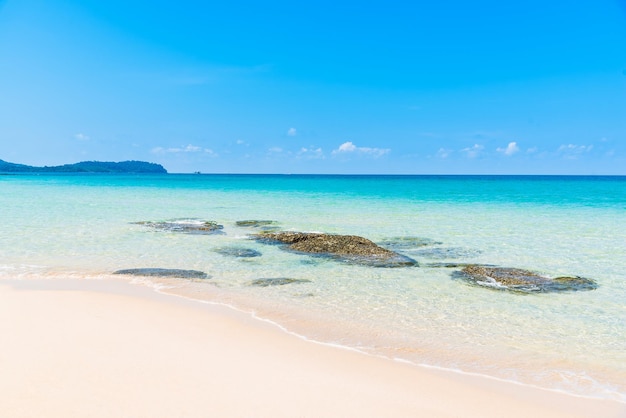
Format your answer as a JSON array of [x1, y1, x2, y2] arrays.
[[1, 173, 625, 401]]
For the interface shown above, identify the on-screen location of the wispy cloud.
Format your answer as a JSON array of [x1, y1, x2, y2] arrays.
[[332, 141, 390, 157], [287, 127, 297, 137], [557, 144, 593, 159], [497, 141, 519, 156], [436, 148, 453, 159], [152, 144, 216, 156], [297, 146, 324, 159], [461, 144, 484, 159], [74, 133, 90, 141]]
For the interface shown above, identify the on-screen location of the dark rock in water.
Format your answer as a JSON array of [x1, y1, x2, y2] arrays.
[[454, 265, 598, 293], [248, 278, 312, 287], [133, 219, 224, 234], [411, 247, 482, 260], [378, 236, 442, 250], [213, 247, 262, 258], [236, 220, 280, 232], [235, 220, 278, 228], [424, 262, 480, 268], [113, 268, 210, 279], [254, 231, 418, 267]]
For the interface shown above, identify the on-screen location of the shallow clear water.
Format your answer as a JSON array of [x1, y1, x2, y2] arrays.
[[1, 173, 625, 400]]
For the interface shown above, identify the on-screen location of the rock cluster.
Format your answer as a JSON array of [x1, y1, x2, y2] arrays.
[[127, 217, 600, 294]]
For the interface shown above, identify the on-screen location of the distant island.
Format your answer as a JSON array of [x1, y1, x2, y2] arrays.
[[0, 159, 167, 173]]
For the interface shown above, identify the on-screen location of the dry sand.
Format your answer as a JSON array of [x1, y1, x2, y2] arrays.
[[1, 278, 624, 418]]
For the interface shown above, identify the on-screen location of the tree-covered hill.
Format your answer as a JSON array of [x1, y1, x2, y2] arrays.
[[0, 159, 167, 173]]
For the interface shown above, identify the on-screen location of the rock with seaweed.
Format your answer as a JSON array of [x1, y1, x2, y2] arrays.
[[133, 219, 224, 234], [248, 278, 312, 287], [454, 265, 598, 293], [235, 220, 280, 231], [424, 262, 479, 269], [235, 220, 278, 228], [113, 268, 210, 279], [254, 231, 418, 267]]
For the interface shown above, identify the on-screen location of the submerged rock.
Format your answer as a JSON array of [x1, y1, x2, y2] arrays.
[[213, 247, 262, 258], [424, 262, 480, 268], [113, 268, 210, 279], [378, 236, 442, 250], [235, 220, 278, 228], [133, 219, 224, 235], [248, 278, 312, 287], [454, 265, 598, 293], [411, 247, 482, 260], [254, 231, 418, 267]]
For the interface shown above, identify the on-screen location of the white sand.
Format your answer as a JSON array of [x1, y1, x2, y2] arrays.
[[1, 278, 623, 418]]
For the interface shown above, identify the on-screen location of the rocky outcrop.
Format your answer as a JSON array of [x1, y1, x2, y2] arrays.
[[455, 265, 598, 293], [254, 231, 418, 267], [113, 268, 210, 279], [248, 278, 312, 287], [133, 219, 223, 234], [213, 247, 262, 258]]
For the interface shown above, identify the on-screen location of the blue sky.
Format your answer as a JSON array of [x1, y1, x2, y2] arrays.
[[1, 0, 625, 174]]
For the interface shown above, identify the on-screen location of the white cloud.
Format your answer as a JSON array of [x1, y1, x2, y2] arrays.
[[527, 147, 538, 154], [287, 127, 297, 137], [497, 141, 519, 156], [332, 141, 390, 157], [236, 139, 246, 145], [74, 133, 90, 141], [268, 147, 283, 153], [461, 144, 484, 159], [336, 141, 357, 153]]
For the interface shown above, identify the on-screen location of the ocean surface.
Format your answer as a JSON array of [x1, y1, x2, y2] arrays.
[[1, 173, 625, 401]]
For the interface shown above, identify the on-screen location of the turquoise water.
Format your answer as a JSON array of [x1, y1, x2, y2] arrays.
[[1, 174, 625, 400]]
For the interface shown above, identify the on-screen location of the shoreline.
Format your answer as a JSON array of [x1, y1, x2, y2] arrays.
[[1, 277, 624, 417]]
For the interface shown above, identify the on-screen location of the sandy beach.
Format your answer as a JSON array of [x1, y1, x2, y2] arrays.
[[0, 278, 623, 418]]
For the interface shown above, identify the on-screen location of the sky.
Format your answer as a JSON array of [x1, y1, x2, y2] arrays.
[[0, 0, 625, 174]]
